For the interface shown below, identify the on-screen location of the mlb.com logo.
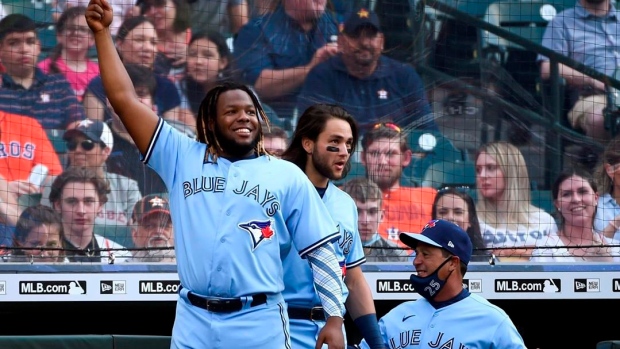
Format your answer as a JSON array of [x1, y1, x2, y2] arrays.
[[100, 280, 126, 294], [574, 279, 600, 293]]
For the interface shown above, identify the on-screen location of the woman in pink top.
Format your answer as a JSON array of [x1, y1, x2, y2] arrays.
[[38, 6, 99, 101]]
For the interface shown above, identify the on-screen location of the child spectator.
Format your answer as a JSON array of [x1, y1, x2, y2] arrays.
[[38, 6, 99, 101]]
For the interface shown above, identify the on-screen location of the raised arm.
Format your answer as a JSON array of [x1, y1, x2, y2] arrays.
[[85, 0, 159, 154]]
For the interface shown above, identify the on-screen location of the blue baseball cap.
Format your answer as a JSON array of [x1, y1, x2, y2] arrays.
[[341, 8, 381, 35], [400, 219, 473, 265]]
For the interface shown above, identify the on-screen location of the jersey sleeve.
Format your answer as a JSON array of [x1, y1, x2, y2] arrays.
[[141, 118, 194, 190], [492, 317, 527, 348], [284, 168, 339, 257], [345, 199, 366, 269]]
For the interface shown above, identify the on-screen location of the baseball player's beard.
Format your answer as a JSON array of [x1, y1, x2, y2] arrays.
[[214, 124, 259, 158], [409, 257, 454, 300], [312, 146, 349, 180]]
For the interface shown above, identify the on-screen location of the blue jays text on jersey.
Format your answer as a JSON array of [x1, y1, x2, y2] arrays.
[[388, 330, 469, 349], [184, 176, 281, 217]]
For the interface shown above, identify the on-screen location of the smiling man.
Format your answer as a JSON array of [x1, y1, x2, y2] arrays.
[[357, 219, 526, 349]]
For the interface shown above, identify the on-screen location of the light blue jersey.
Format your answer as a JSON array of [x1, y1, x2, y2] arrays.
[[283, 182, 366, 348], [360, 292, 526, 349], [144, 120, 340, 349]]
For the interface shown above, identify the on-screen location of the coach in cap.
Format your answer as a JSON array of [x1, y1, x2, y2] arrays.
[[129, 194, 175, 263], [357, 220, 526, 349], [297, 7, 436, 131]]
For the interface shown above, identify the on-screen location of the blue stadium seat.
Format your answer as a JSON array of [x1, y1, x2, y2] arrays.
[[93, 224, 134, 250], [530, 190, 555, 216], [420, 159, 476, 189], [597, 341, 620, 349], [17, 192, 42, 209], [406, 130, 466, 186], [46, 129, 67, 154], [3, 0, 53, 26]]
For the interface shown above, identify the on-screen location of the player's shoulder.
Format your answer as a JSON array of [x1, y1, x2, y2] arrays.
[[327, 183, 355, 204], [380, 299, 428, 321], [465, 293, 511, 319], [264, 157, 309, 180]]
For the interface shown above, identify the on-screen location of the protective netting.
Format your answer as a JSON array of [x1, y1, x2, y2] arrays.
[[0, 0, 618, 264]]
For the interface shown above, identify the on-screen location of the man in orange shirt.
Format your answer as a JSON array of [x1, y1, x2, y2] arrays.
[[0, 110, 63, 230], [0, 110, 63, 193], [360, 123, 437, 247]]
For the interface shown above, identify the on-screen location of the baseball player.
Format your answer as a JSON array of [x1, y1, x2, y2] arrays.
[[281, 104, 385, 349], [358, 220, 526, 349], [85, 2, 347, 348]]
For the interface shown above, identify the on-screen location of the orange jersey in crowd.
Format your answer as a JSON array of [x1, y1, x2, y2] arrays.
[[0, 110, 63, 182], [378, 186, 437, 248]]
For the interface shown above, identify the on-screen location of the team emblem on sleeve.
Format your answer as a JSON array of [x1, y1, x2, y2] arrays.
[[238, 220, 276, 251]]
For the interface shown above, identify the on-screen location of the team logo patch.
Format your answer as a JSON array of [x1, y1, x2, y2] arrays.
[[239, 220, 275, 251], [422, 220, 439, 231]]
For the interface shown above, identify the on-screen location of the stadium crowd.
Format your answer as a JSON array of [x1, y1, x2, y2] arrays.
[[0, 0, 618, 265]]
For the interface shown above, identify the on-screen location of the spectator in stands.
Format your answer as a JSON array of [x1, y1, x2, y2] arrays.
[[531, 168, 620, 262], [140, 0, 190, 81], [539, 0, 620, 141], [298, 8, 436, 132], [341, 178, 409, 262], [595, 136, 620, 241], [0, 14, 86, 130], [9, 205, 65, 263], [360, 123, 437, 245], [52, 0, 135, 36], [188, 0, 247, 38], [234, 0, 339, 126], [476, 141, 557, 262], [49, 166, 131, 263], [38, 6, 99, 102], [82, 16, 185, 125], [41, 119, 142, 229], [264, 125, 288, 158], [106, 64, 167, 196], [0, 109, 64, 184], [0, 109, 64, 226], [432, 187, 491, 262], [181, 30, 233, 119], [129, 194, 174, 262]]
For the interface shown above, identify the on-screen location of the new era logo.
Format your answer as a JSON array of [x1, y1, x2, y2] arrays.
[[100, 280, 126, 294], [574, 278, 599, 293]]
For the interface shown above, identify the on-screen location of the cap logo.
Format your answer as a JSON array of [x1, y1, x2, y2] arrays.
[[448, 241, 454, 248], [422, 219, 439, 231], [149, 197, 166, 207], [77, 119, 94, 128], [358, 8, 369, 18]]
